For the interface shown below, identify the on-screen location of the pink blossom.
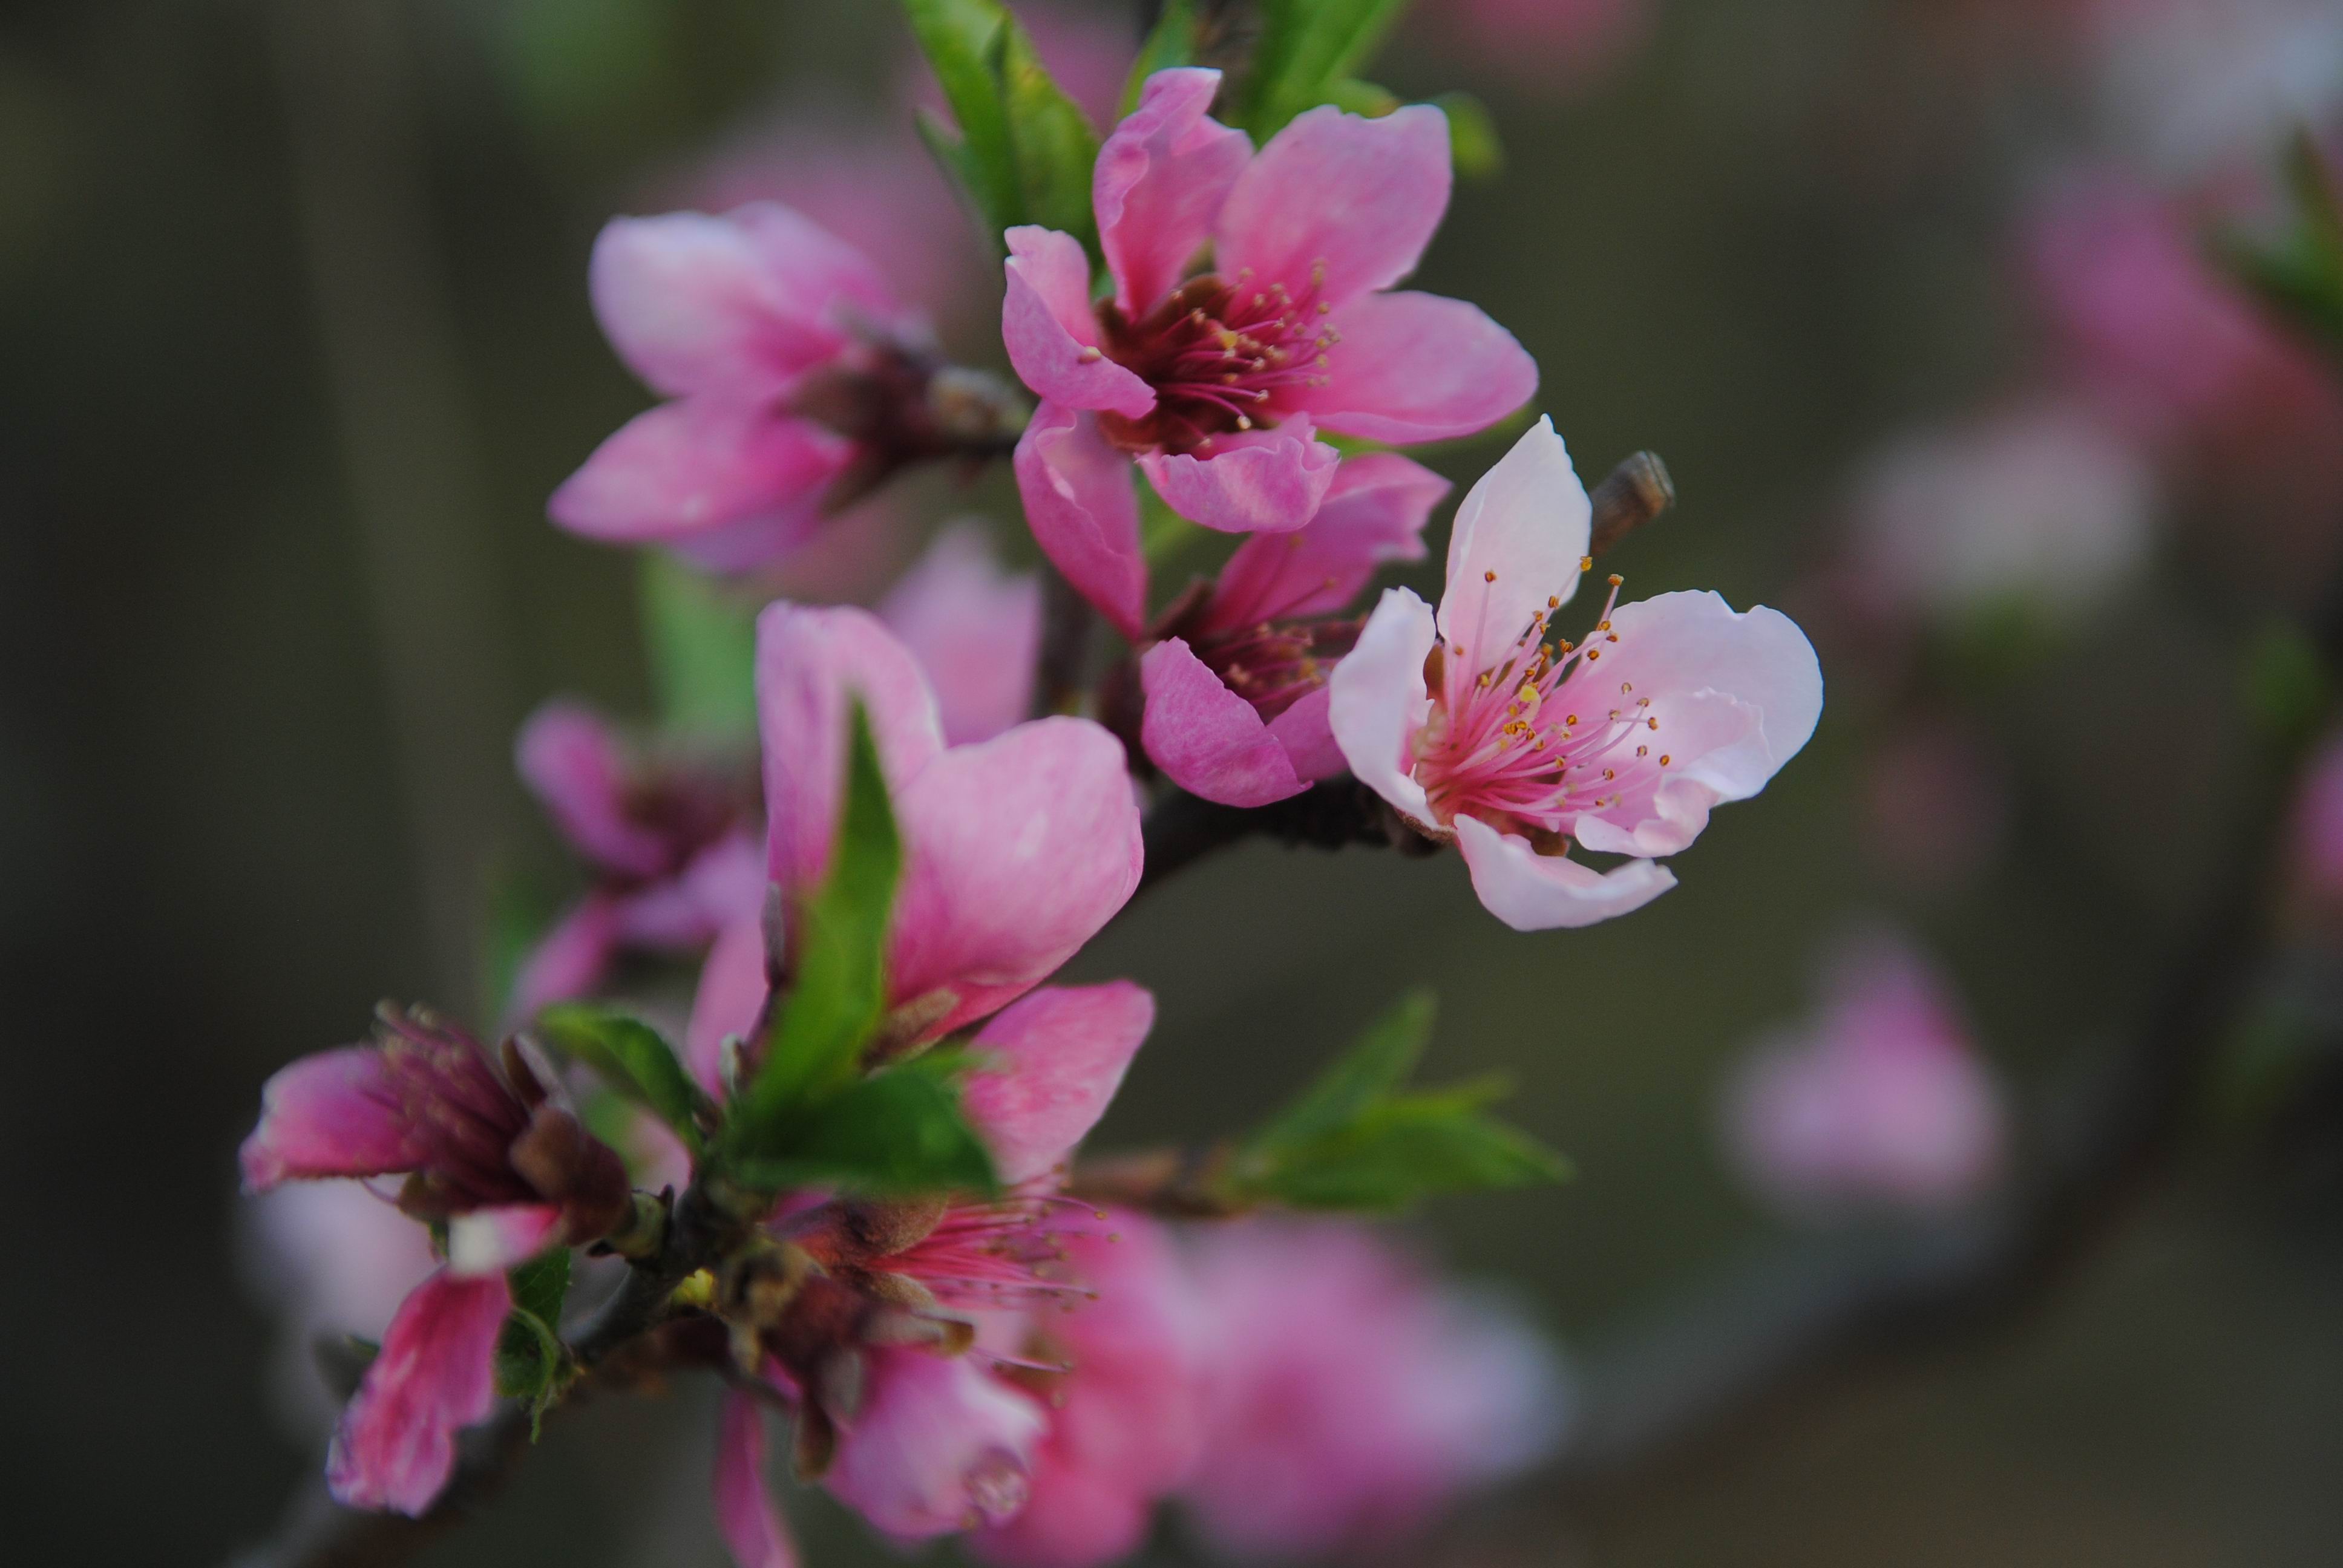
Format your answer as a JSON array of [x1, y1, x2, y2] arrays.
[[1178, 1219, 1563, 1561], [714, 1391, 798, 1568], [1722, 931, 2009, 1217], [239, 1181, 441, 1432], [239, 1008, 632, 1276], [877, 524, 1045, 748], [2286, 731, 2343, 907], [970, 1217, 1208, 1568], [549, 203, 925, 571], [758, 603, 1142, 1044], [1006, 68, 1535, 560], [1848, 397, 2157, 626], [825, 1350, 1049, 1538], [510, 702, 763, 1019], [325, 1269, 511, 1516], [1136, 454, 1450, 806], [1328, 419, 1821, 930]]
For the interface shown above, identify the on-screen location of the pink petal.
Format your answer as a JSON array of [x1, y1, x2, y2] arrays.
[[549, 400, 850, 548], [1437, 417, 1590, 671], [240, 1046, 418, 1194], [1138, 639, 1308, 808], [756, 603, 946, 898], [1137, 422, 1338, 535], [730, 201, 905, 333], [514, 702, 670, 877], [689, 918, 770, 1100], [505, 897, 623, 1025], [326, 1270, 510, 1517], [1327, 587, 1438, 826], [715, 1392, 798, 1568], [589, 211, 851, 400], [879, 524, 1044, 746], [1012, 403, 1149, 639], [613, 831, 767, 947], [960, 983, 1157, 1185], [1199, 453, 1447, 633], [825, 1350, 1048, 1539], [1215, 104, 1452, 309], [1096, 68, 1252, 317], [1002, 227, 1157, 417], [1294, 292, 1536, 443], [1264, 686, 1346, 782], [1451, 815, 1674, 931], [445, 1203, 564, 1278], [888, 719, 1144, 1040]]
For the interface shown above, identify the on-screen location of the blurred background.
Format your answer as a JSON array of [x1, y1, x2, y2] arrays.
[[5, 0, 2343, 1563]]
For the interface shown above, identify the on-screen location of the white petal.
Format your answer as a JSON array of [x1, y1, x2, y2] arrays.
[[1328, 587, 1437, 825], [1453, 815, 1675, 931], [1438, 417, 1591, 672]]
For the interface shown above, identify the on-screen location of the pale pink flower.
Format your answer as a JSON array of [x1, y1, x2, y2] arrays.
[[2081, 0, 2343, 177], [1137, 454, 1450, 805], [1329, 419, 1822, 930], [550, 203, 928, 572], [1722, 932, 2010, 1217], [825, 1350, 1051, 1538], [1848, 397, 2157, 627], [971, 1216, 1209, 1568], [1006, 68, 1535, 564], [1178, 1220, 1564, 1561], [877, 523, 1045, 748], [238, 1181, 441, 1433], [713, 1391, 798, 1568], [758, 603, 1142, 1044], [509, 702, 762, 1020], [326, 1269, 512, 1515], [2286, 731, 2343, 907]]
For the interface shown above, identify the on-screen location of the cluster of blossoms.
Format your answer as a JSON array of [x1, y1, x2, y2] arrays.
[[240, 47, 1820, 1568]]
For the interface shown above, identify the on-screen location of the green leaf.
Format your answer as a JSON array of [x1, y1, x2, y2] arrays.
[[734, 702, 902, 1135], [2218, 132, 2343, 374], [1431, 91, 1503, 181], [1247, 990, 1436, 1159], [640, 554, 758, 739], [536, 1004, 713, 1155], [493, 1250, 573, 1435], [1224, 990, 1569, 1212], [1235, 0, 1413, 140], [732, 1051, 999, 1197], [899, 0, 1101, 256]]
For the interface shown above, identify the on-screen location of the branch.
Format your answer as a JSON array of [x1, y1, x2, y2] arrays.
[[1136, 777, 1434, 896]]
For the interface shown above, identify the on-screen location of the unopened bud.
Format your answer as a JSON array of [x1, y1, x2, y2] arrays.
[[1588, 450, 1674, 557]]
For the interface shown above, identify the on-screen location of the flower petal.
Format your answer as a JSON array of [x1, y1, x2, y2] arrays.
[[689, 917, 770, 1100], [1199, 453, 1447, 633], [549, 400, 850, 549], [825, 1350, 1047, 1539], [326, 1270, 510, 1517], [1264, 685, 1346, 782], [1328, 587, 1438, 825], [590, 210, 853, 399], [1216, 104, 1452, 309], [756, 603, 946, 898], [514, 703, 670, 877], [1139, 638, 1309, 808], [1589, 592, 1823, 800], [1003, 227, 1158, 418], [961, 982, 1156, 1185], [1097, 68, 1252, 317], [240, 1046, 419, 1194], [1137, 422, 1339, 535], [505, 897, 623, 1024], [715, 1392, 798, 1568], [1295, 292, 1536, 443], [445, 1203, 564, 1278], [1451, 815, 1675, 931], [1438, 416, 1590, 670], [1012, 403, 1149, 639], [879, 524, 1044, 746], [888, 718, 1144, 1040]]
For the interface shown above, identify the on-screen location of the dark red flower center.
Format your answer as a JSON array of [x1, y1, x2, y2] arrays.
[[1093, 269, 1336, 456]]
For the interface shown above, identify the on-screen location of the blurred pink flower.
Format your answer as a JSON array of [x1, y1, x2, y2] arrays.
[[877, 523, 1045, 748], [2080, 0, 2343, 177], [1138, 453, 1450, 805], [1008, 68, 1535, 551], [550, 203, 929, 572], [2286, 731, 2343, 908], [1722, 931, 2010, 1217], [1330, 419, 1821, 930], [825, 1349, 1050, 1538], [240, 1181, 441, 1433], [971, 1217, 1208, 1568], [326, 1269, 512, 1516], [757, 602, 1142, 1045], [1416, 0, 1654, 94], [1178, 1219, 1564, 1561], [1847, 397, 2158, 626], [510, 702, 762, 1021]]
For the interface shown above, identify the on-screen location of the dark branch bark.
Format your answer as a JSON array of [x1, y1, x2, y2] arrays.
[[1136, 777, 1433, 896]]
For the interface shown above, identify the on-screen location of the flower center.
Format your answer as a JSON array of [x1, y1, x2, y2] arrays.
[[1092, 267, 1337, 455], [1194, 617, 1362, 721], [1414, 572, 1674, 841]]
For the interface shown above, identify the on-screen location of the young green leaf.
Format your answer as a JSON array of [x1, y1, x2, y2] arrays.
[[733, 701, 902, 1135], [640, 553, 758, 739], [731, 1052, 999, 1197], [536, 1004, 712, 1155], [1235, 0, 1412, 140], [1247, 989, 1437, 1159], [2219, 133, 2343, 373], [493, 1249, 573, 1436]]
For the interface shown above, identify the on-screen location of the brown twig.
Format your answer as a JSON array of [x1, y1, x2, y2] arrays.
[[1135, 777, 1436, 897]]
